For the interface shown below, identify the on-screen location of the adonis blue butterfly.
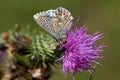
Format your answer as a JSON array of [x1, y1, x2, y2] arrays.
[[33, 7, 73, 41]]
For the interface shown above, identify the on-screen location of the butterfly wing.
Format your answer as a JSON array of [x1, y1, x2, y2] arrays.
[[33, 10, 58, 38], [53, 7, 73, 38], [33, 7, 73, 40]]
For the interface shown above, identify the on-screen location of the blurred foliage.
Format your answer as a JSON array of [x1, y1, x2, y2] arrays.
[[0, 24, 63, 80], [0, 0, 120, 80]]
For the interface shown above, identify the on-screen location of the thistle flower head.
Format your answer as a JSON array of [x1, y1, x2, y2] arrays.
[[59, 19, 104, 78]]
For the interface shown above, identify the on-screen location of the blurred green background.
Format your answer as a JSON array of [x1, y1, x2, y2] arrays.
[[0, 0, 120, 80]]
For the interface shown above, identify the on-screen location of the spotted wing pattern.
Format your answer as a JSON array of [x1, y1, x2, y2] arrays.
[[33, 7, 73, 40]]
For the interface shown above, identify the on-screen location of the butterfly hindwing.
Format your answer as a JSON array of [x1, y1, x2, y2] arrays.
[[53, 7, 73, 34]]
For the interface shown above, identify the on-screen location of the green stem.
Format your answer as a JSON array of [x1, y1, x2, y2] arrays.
[[89, 74, 93, 80]]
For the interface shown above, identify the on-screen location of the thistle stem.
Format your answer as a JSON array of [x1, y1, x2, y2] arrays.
[[89, 74, 93, 80]]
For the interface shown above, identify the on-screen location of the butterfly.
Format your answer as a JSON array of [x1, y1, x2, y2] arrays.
[[33, 7, 73, 41]]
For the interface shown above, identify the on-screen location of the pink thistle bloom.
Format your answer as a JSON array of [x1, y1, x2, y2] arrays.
[[59, 19, 104, 79]]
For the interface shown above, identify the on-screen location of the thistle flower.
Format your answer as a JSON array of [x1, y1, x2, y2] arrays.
[[59, 19, 104, 79]]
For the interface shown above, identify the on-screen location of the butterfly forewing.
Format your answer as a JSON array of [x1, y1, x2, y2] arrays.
[[34, 12, 57, 37]]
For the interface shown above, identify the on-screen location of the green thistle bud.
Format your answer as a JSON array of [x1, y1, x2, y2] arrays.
[[31, 33, 57, 67]]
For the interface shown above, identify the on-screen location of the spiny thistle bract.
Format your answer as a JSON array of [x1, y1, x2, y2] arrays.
[[31, 33, 58, 67], [58, 18, 105, 80]]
